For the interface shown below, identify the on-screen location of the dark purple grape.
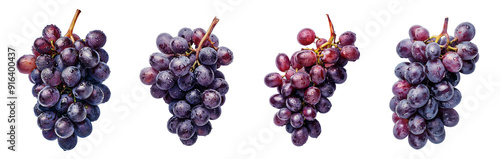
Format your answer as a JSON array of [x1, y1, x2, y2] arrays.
[[192, 28, 207, 47], [315, 38, 328, 48], [411, 41, 427, 63], [290, 72, 310, 89], [302, 105, 317, 121], [393, 119, 409, 139], [61, 66, 81, 87], [199, 47, 218, 65], [54, 117, 74, 139], [426, 118, 444, 136], [408, 114, 426, 135], [86, 85, 104, 105], [34, 103, 43, 116], [178, 28, 193, 44], [427, 130, 445, 144], [425, 42, 441, 61], [392, 80, 411, 99], [167, 116, 183, 134], [150, 84, 167, 99], [54, 37, 74, 52], [390, 96, 402, 112], [85, 104, 100, 122], [35, 54, 55, 70], [191, 105, 210, 126], [168, 84, 186, 99], [41, 67, 62, 87], [280, 83, 294, 97], [326, 66, 347, 84], [316, 97, 332, 113], [34, 37, 52, 54], [460, 60, 475, 74], [264, 72, 283, 88], [442, 52, 463, 73], [60, 47, 79, 66], [407, 84, 430, 108], [304, 87, 321, 105], [321, 47, 340, 64], [156, 33, 174, 54], [53, 55, 65, 71], [37, 111, 57, 130], [208, 78, 229, 95], [79, 47, 100, 68], [155, 70, 176, 90], [273, 113, 288, 126], [396, 39, 413, 58], [291, 126, 309, 146], [305, 119, 321, 138], [180, 134, 198, 146], [185, 89, 202, 105], [38, 87, 60, 107], [417, 97, 439, 120], [405, 62, 426, 85], [140, 67, 159, 85], [217, 46, 233, 66], [209, 107, 221, 120], [396, 99, 416, 119], [58, 134, 77, 151], [72, 81, 93, 100], [74, 118, 92, 138], [176, 72, 195, 91], [96, 48, 109, 63], [431, 81, 454, 101], [440, 108, 459, 127], [67, 102, 87, 122], [296, 50, 317, 67], [310, 65, 326, 85], [170, 37, 189, 54], [425, 59, 446, 83], [30, 69, 43, 84], [74, 39, 87, 51], [177, 120, 196, 140], [441, 88, 461, 108], [270, 94, 286, 109], [202, 89, 221, 109], [169, 56, 191, 77], [290, 113, 304, 128], [86, 30, 106, 48], [297, 28, 316, 46], [338, 31, 356, 46], [454, 22, 475, 42], [197, 122, 212, 136], [32, 83, 46, 97], [55, 94, 73, 113], [444, 71, 460, 87], [88, 61, 110, 82], [276, 53, 290, 72], [42, 129, 57, 141], [286, 96, 302, 112], [318, 80, 335, 97], [173, 100, 191, 118], [290, 51, 302, 69], [42, 25, 61, 42], [408, 132, 427, 149], [285, 123, 294, 134], [394, 62, 410, 79], [409, 25, 429, 41], [277, 108, 292, 120]]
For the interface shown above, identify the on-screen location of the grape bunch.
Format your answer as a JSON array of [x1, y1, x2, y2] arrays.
[[264, 14, 360, 146], [139, 17, 233, 146], [16, 10, 110, 151], [391, 18, 478, 149]]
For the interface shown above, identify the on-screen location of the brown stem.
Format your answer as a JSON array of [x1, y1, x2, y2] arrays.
[[195, 17, 220, 60], [64, 9, 81, 43], [435, 17, 450, 51]]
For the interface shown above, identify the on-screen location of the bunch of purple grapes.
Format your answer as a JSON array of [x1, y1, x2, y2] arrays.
[[16, 10, 110, 150], [139, 18, 233, 146], [264, 15, 360, 146], [391, 18, 478, 149]]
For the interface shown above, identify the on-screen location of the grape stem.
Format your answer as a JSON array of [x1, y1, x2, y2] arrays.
[[313, 14, 336, 66], [64, 9, 81, 43], [434, 17, 450, 51], [195, 17, 220, 60]]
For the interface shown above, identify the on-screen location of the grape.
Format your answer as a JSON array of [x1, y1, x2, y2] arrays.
[[38, 87, 60, 107], [169, 56, 191, 77], [74, 39, 87, 51], [408, 133, 427, 149], [157, 33, 174, 54], [430, 81, 454, 101], [394, 62, 409, 79], [275, 53, 290, 72], [74, 118, 93, 138], [316, 38, 328, 48], [86, 30, 106, 48], [326, 66, 347, 84], [339, 31, 356, 46], [55, 37, 74, 52], [408, 114, 426, 135], [396, 39, 413, 58], [55, 117, 75, 139], [216, 47, 233, 66], [30, 69, 43, 84], [208, 107, 221, 120], [192, 28, 207, 47], [393, 119, 410, 139], [318, 80, 335, 97], [302, 105, 317, 121], [155, 70, 176, 90], [167, 116, 183, 134], [89, 62, 110, 82], [270, 94, 286, 109], [425, 59, 446, 83], [37, 111, 57, 130], [61, 66, 81, 87], [273, 113, 288, 126], [321, 48, 340, 64], [297, 28, 316, 46], [140, 67, 159, 85], [460, 60, 475, 74], [60, 48, 79, 66], [425, 42, 441, 61], [180, 134, 198, 146], [199, 47, 218, 65], [296, 50, 317, 67], [442, 52, 463, 73], [191, 105, 210, 126], [417, 98, 439, 120], [86, 85, 104, 105], [390, 96, 401, 112], [202, 89, 221, 109], [396, 99, 416, 119], [286, 96, 302, 112], [32, 83, 46, 97], [197, 122, 212, 136], [17, 55, 38, 74], [168, 84, 186, 99], [42, 25, 61, 42], [441, 88, 461, 108], [55, 94, 73, 113], [454, 22, 475, 42], [426, 118, 444, 136], [409, 25, 429, 41], [85, 104, 101, 122], [67, 102, 87, 122], [405, 62, 426, 85], [290, 51, 303, 69], [407, 84, 430, 108], [290, 72, 310, 89], [392, 79, 411, 99], [440, 108, 459, 127], [170, 37, 189, 53], [42, 129, 57, 141], [34, 37, 52, 54], [427, 130, 446, 144], [185, 89, 202, 105], [291, 126, 309, 146], [96, 48, 109, 63], [340, 45, 360, 61], [411, 41, 427, 63], [304, 87, 321, 105], [206, 34, 219, 47], [178, 28, 193, 44], [79, 47, 100, 68], [177, 120, 196, 140], [178, 72, 196, 91], [35, 54, 55, 70], [150, 84, 167, 99], [72, 80, 93, 100], [316, 97, 332, 113]]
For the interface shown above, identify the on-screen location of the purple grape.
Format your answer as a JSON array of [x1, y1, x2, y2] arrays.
[[216, 46, 233, 66], [150, 84, 167, 99], [37, 111, 57, 130], [60, 47, 79, 66], [339, 31, 356, 46], [67, 102, 87, 122], [454, 22, 475, 42], [304, 87, 321, 105], [270, 94, 286, 109], [74, 118, 92, 138], [316, 97, 332, 113], [280, 83, 295, 97], [173, 100, 191, 118], [425, 59, 446, 83], [86, 85, 104, 105], [140, 67, 159, 85], [42, 129, 57, 141], [310, 65, 326, 85], [55, 37, 74, 52], [86, 30, 107, 48], [79, 47, 100, 68], [185, 89, 202, 105], [180, 134, 198, 146], [442, 52, 463, 73], [168, 84, 186, 99], [286, 96, 302, 112], [149, 53, 170, 71], [85, 104, 100, 122], [208, 78, 229, 95], [321, 47, 340, 64], [396, 39, 413, 58], [55, 94, 73, 113], [428, 130, 445, 144], [54, 117, 74, 139], [30, 69, 43, 84], [326, 66, 347, 84], [170, 37, 189, 53], [38, 86, 60, 107], [396, 99, 416, 119], [460, 60, 475, 74], [156, 33, 174, 54], [290, 113, 304, 128], [390, 96, 402, 112], [42, 25, 61, 42], [58, 134, 77, 151], [441, 88, 461, 108], [276, 53, 290, 72], [305, 119, 321, 138], [426, 118, 444, 137], [290, 72, 311, 89], [177, 120, 196, 140], [440, 108, 459, 127], [199, 47, 218, 65], [178, 28, 193, 44], [408, 114, 426, 135], [178, 72, 196, 91], [167, 116, 183, 134], [409, 25, 429, 41], [291, 126, 309, 146], [302, 105, 317, 121], [61, 66, 81, 87], [417, 97, 439, 120], [191, 105, 210, 126], [296, 50, 317, 67], [408, 132, 427, 149], [35, 54, 55, 70], [208, 107, 221, 120], [197, 122, 212, 136], [96, 48, 109, 63], [72, 81, 93, 100], [202, 89, 221, 109], [394, 62, 409, 80], [407, 84, 430, 108], [194, 65, 215, 87], [393, 119, 409, 139], [404, 62, 426, 85], [156, 70, 176, 90], [273, 113, 288, 126], [34, 37, 52, 54], [74, 39, 87, 51], [431, 81, 454, 101], [192, 28, 207, 47], [425, 42, 441, 61], [392, 79, 411, 99], [297, 28, 316, 46], [444, 71, 460, 87]]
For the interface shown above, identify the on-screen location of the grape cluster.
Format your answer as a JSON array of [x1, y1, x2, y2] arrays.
[[139, 18, 233, 146], [16, 10, 110, 150], [264, 15, 360, 146], [391, 18, 478, 149]]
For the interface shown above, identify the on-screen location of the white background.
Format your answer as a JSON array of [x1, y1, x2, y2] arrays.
[[1, 0, 499, 159]]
